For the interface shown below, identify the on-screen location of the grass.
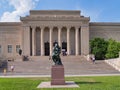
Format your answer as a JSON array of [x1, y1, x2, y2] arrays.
[[0, 76, 120, 90]]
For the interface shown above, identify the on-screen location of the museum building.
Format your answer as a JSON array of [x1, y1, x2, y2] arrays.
[[0, 10, 120, 58]]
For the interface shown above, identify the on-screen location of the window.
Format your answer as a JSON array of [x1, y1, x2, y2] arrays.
[[0, 45, 1, 53], [16, 45, 20, 53], [8, 45, 12, 53]]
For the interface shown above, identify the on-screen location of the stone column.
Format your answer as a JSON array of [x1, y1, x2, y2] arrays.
[[67, 27, 70, 55], [50, 27, 53, 56], [22, 26, 30, 56], [81, 26, 89, 55], [58, 27, 61, 47], [32, 27, 36, 56], [41, 27, 44, 56], [75, 27, 79, 55]]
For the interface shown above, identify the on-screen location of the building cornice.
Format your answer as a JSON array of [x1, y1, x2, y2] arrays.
[[0, 22, 22, 26], [20, 16, 90, 21], [90, 22, 120, 26], [30, 10, 81, 16]]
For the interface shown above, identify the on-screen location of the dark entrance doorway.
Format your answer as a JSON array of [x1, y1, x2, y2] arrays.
[[44, 42, 50, 56], [62, 42, 67, 55], [62, 42, 67, 51], [53, 41, 58, 47]]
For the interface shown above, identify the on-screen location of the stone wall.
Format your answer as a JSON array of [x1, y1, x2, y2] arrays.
[[0, 23, 22, 58], [89, 22, 120, 41]]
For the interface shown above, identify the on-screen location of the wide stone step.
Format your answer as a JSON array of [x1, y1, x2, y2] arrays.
[[5, 56, 120, 76], [29, 55, 85, 60]]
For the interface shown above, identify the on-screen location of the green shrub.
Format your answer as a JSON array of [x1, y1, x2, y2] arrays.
[[90, 38, 108, 60], [105, 39, 120, 59]]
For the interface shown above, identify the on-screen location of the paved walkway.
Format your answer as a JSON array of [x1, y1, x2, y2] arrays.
[[0, 56, 120, 76]]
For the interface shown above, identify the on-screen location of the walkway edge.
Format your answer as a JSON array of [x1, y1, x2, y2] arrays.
[[0, 74, 120, 78]]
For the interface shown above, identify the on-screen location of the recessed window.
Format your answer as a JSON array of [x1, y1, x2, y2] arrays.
[[16, 45, 20, 53], [8, 45, 12, 53]]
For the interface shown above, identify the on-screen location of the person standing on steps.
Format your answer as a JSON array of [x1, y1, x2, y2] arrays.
[[11, 65, 14, 73]]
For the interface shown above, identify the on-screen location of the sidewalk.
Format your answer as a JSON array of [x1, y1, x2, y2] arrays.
[[0, 73, 120, 78]]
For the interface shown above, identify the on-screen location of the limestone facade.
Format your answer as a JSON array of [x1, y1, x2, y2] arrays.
[[0, 23, 22, 58], [89, 23, 120, 41], [0, 10, 120, 58]]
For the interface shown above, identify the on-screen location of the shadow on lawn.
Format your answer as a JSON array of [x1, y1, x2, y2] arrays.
[[76, 81, 102, 85]]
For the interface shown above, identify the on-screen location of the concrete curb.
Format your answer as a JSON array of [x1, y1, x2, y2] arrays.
[[0, 74, 120, 78]]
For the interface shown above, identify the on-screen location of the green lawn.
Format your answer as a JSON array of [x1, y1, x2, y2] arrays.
[[0, 76, 120, 90]]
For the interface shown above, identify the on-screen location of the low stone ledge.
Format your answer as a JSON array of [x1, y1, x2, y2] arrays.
[[37, 81, 79, 88], [105, 58, 120, 72]]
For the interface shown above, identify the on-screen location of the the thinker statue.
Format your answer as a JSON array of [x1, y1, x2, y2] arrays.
[[51, 43, 62, 65]]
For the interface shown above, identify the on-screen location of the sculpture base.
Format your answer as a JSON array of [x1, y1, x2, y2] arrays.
[[51, 65, 65, 85]]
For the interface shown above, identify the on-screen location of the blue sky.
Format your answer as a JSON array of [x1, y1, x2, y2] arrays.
[[0, 0, 120, 22]]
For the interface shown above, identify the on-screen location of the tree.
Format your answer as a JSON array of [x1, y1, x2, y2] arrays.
[[105, 39, 120, 59], [90, 38, 108, 60]]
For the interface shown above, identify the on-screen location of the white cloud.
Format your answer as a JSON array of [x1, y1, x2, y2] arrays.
[[76, 6, 102, 22], [81, 9, 102, 22], [0, 0, 40, 22]]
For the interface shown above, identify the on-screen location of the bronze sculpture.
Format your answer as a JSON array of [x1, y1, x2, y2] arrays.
[[51, 43, 63, 65]]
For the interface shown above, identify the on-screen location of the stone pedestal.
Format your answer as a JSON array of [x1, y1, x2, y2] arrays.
[[51, 65, 65, 85]]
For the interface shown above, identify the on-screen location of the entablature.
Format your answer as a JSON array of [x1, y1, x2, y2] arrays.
[[20, 16, 90, 22]]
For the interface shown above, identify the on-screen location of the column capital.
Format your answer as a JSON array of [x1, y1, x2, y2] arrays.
[[31, 26, 36, 29], [49, 26, 54, 30], [40, 26, 44, 30], [57, 26, 62, 29], [75, 26, 80, 29], [67, 27, 70, 33], [75, 27, 79, 31], [66, 26, 71, 29]]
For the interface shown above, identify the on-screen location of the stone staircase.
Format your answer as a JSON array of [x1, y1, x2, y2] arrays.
[[2, 55, 120, 76], [29, 55, 85, 61]]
